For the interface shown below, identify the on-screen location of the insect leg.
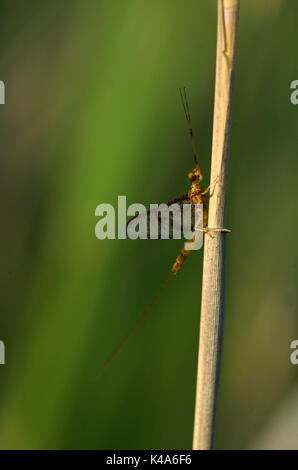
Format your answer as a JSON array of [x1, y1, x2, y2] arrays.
[[201, 175, 219, 197]]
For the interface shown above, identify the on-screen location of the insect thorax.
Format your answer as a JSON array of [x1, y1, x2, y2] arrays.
[[188, 183, 205, 204]]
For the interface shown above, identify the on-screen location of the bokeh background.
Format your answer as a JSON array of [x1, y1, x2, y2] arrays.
[[0, 0, 297, 450]]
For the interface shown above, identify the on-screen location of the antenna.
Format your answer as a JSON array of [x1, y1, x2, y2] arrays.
[[179, 87, 201, 174]]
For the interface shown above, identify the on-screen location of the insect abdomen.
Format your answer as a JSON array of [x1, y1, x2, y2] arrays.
[[171, 248, 192, 274]]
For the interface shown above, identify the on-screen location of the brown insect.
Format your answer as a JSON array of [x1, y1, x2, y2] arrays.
[[98, 88, 216, 376]]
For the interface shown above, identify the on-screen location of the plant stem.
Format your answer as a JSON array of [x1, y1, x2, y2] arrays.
[[192, 0, 240, 450]]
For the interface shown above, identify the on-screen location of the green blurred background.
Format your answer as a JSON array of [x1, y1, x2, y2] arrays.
[[0, 0, 297, 450]]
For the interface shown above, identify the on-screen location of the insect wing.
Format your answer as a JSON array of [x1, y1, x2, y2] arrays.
[[184, 203, 204, 251], [126, 194, 189, 240]]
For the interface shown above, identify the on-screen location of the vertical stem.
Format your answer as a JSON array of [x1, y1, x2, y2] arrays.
[[192, 0, 240, 450]]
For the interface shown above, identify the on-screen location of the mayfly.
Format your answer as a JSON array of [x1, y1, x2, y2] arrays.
[[98, 88, 218, 376]]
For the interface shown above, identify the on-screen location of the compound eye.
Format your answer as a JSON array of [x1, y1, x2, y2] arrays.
[[188, 172, 194, 181]]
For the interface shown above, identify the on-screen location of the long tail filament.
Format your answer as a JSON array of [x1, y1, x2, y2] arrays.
[[96, 270, 174, 378]]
